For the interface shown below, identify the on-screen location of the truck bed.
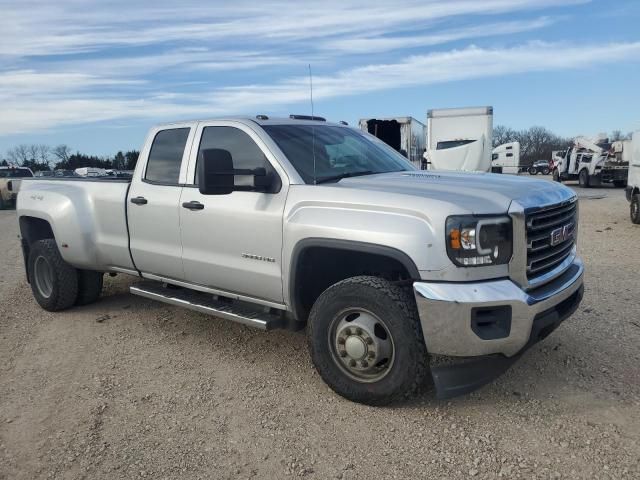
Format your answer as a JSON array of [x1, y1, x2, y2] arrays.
[[18, 177, 135, 272]]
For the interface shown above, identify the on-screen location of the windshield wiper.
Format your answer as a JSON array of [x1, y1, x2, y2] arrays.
[[315, 170, 376, 184]]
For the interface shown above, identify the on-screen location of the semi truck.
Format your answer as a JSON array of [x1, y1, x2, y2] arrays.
[[16, 115, 584, 405], [358, 117, 426, 169], [552, 136, 628, 188], [425, 106, 493, 172], [491, 142, 522, 174]]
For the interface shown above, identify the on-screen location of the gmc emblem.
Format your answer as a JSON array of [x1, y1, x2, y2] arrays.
[[550, 223, 574, 246]]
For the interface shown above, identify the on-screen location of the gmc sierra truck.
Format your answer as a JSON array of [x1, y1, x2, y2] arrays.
[[16, 116, 584, 404]]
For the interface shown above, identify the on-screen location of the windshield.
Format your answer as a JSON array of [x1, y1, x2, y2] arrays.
[[263, 125, 413, 184], [0, 168, 33, 178]]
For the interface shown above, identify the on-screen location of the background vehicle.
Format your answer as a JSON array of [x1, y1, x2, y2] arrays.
[[0, 166, 33, 209], [425, 106, 493, 171], [553, 136, 629, 187], [491, 142, 522, 174], [17, 116, 584, 405], [75, 167, 107, 177], [358, 117, 426, 168], [626, 131, 640, 224], [529, 160, 551, 175]]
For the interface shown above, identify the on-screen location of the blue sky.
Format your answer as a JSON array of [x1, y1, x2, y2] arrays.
[[1, 0, 639, 157]]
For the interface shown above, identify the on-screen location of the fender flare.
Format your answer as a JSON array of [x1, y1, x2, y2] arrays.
[[288, 238, 420, 321]]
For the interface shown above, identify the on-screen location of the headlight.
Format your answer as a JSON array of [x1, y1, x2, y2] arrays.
[[446, 215, 512, 267]]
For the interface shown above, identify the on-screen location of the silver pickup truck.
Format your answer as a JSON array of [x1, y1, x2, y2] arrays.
[[17, 116, 584, 404]]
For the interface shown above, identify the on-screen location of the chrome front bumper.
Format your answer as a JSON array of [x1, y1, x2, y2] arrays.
[[413, 257, 584, 358]]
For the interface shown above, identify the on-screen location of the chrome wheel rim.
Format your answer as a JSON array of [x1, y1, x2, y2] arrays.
[[329, 308, 395, 383], [34, 256, 54, 298]]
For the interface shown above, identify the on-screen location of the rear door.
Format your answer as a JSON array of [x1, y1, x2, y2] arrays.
[[179, 121, 288, 303], [128, 123, 196, 280]]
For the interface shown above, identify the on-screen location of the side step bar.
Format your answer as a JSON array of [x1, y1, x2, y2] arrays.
[[130, 281, 283, 330]]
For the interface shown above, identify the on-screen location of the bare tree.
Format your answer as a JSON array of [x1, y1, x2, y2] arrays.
[[6, 144, 30, 165], [52, 144, 72, 163], [36, 144, 50, 165], [610, 130, 632, 142], [492, 125, 518, 147]]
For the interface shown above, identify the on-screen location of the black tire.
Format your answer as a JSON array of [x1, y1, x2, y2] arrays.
[[307, 276, 428, 406], [631, 194, 640, 224], [528, 167, 537, 175], [579, 169, 590, 188], [76, 270, 104, 306], [552, 169, 561, 182], [28, 239, 78, 311], [542, 168, 550, 175]]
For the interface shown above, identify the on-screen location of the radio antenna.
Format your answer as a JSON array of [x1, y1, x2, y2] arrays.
[[309, 64, 317, 185]]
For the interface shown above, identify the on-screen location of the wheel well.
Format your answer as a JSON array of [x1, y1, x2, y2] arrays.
[[290, 242, 418, 322], [19, 216, 55, 282]]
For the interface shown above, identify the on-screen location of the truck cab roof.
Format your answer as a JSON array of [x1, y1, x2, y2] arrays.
[[153, 116, 348, 129]]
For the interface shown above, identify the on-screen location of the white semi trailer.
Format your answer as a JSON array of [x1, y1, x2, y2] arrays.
[[491, 142, 522, 174], [358, 117, 426, 169], [425, 106, 493, 172]]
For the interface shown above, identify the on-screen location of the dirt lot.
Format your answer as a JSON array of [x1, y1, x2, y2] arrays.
[[1, 184, 639, 480]]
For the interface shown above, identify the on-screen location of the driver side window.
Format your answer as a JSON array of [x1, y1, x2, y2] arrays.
[[195, 126, 275, 188]]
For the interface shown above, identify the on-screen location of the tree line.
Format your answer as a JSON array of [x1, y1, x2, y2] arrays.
[[1, 144, 139, 172], [492, 126, 633, 165]]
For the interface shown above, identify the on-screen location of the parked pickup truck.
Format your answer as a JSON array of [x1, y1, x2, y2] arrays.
[[17, 116, 584, 404], [1, 166, 33, 209]]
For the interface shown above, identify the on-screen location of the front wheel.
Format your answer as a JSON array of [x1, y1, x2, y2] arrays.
[[307, 276, 428, 405], [28, 239, 78, 311], [631, 194, 640, 224], [542, 168, 550, 175], [579, 169, 590, 188], [552, 169, 561, 182]]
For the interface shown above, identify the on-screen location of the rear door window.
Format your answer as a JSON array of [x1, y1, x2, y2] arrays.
[[145, 128, 190, 184]]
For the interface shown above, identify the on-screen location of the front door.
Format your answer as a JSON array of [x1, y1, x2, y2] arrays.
[[179, 122, 287, 303]]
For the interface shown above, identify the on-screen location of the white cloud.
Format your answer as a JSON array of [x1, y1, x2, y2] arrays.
[[323, 17, 558, 53], [0, 0, 586, 56], [2, 41, 639, 135]]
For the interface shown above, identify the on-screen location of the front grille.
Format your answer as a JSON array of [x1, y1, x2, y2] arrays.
[[525, 200, 577, 280]]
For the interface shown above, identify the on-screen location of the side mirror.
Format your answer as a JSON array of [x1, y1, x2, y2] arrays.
[[199, 149, 234, 195], [198, 148, 272, 195]]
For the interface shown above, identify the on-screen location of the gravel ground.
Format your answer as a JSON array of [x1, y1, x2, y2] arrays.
[[1, 183, 639, 480]]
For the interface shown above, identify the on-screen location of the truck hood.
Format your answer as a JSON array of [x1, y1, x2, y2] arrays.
[[337, 170, 575, 214]]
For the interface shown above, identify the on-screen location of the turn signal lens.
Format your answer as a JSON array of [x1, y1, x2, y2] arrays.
[[450, 228, 461, 249]]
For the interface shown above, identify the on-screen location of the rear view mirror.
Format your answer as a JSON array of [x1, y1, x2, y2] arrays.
[[198, 149, 273, 195]]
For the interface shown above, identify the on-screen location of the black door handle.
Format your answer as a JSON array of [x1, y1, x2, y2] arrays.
[[130, 196, 148, 205], [182, 201, 204, 210]]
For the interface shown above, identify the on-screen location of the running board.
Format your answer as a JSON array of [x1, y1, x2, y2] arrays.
[[130, 281, 283, 330]]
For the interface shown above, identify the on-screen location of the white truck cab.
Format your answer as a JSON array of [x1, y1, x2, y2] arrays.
[[491, 142, 522, 174], [626, 131, 640, 224]]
